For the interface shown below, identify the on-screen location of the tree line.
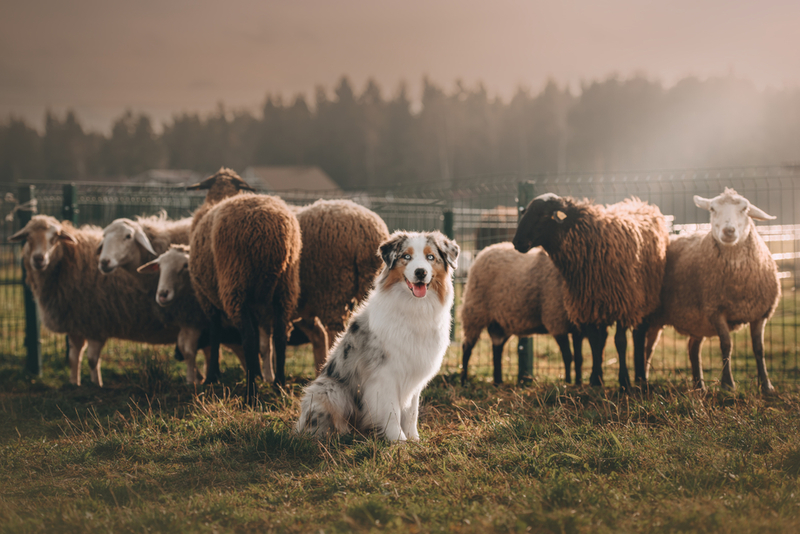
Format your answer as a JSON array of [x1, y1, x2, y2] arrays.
[[1, 75, 799, 190]]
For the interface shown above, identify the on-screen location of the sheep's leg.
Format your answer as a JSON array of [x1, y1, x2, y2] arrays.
[[203, 308, 223, 384], [687, 336, 706, 391], [490, 338, 509, 385], [258, 327, 274, 383], [295, 317, 329, 375], [572, 330, 584, 385], [272, 302, 289, 390], [460, 334, 480, 385], [643, 326, 663, 382], [86, 339, 105, 387], [178, 327, 202, 385], [583, 324, 607, 387], [240, 308, 260, 406], [554, 333, 573, 384], [615, 323, 631, 392], [632, 320, 649, 388], [67, 334, 87, 386], [713, 316, 735, 390], [750, 318, 775, 396]]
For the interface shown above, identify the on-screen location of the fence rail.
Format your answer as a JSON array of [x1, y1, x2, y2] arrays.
[[2, 166, 800, 386]]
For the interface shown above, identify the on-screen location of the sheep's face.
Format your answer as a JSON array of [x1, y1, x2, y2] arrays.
[[187, 168, 254, 203], [8, 215, 76, 271], [513, 193, 568, 253], [379, 231, 459, 303], [98, 219, 157, 274], [694, 188, 775, 248], [137, 247, 190, 306]]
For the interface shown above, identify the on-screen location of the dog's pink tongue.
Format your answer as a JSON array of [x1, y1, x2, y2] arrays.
[[412, 283, 427, 298]]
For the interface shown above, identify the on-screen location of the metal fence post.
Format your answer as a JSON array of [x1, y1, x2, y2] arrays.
[[62, 183, 78, 364], [18, 185, 41, 376], [443, 208, 455, 342], [517, 182, 535, 384]]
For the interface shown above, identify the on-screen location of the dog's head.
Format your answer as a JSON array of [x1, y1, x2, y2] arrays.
[[378, 231, 459, 303]]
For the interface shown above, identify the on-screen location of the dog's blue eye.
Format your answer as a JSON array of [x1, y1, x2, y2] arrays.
[[426, 254, 435, 261], [402, 254, 411, 260]]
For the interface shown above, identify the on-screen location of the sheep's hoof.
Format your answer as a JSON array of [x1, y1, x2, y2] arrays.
[[589, 374, 603, 387], [762, 384, 776, 397]]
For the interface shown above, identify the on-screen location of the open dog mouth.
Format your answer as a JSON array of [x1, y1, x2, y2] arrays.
[[405, 278, 428, 298]]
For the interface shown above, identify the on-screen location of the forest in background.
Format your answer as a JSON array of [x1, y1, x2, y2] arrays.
[[1, 74, 799, 191]]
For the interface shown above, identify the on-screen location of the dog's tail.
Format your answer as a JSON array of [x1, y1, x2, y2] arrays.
[[295, 377, 356, 438]]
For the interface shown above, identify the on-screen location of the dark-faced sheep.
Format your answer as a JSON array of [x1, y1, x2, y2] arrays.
[[9, 215, 178, 386], [188, 168, 302, 403], [643, 188, 780, 395], [460, 242, 583, 385], [513, 194, 668, 390]]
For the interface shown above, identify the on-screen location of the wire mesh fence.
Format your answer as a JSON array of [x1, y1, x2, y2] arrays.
[[2, 165, 799, 387]]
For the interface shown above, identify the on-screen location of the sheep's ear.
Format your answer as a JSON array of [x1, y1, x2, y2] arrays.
[[134, 227, 157, 256], [137, 259, 160, 274], [432, 232, 460, 271], [379, 233, 407, 269], [235, 179, 255, 192], [551, 210, 567, 223], [186, 175, 216, 191], [8, 227, 29, 242], [694, 195, 712, 211], [58, 228, 77, 244], [749, 204, 776, 221]]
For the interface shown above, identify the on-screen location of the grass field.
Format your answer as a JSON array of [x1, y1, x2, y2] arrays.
[[2, 342, 800, 533]]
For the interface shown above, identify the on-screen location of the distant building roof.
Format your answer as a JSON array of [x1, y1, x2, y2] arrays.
[[242, 166, 342, 193]]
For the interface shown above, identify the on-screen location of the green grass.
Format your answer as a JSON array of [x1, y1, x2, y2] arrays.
[[2, 346, 800, 533]]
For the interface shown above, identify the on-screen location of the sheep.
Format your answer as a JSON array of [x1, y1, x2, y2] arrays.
[[291, 199, 389, 373], [643, 188, 780, 395], [137, 244, 248, 384], [97, 212, 192, 274], [8, 215, 179, 386], [187, 168, 302, 403], [460, 242, 583, 385], [513, 194, 669, 391]]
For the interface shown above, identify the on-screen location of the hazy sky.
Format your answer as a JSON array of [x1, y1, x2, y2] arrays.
[[2, 0, 799, 132]]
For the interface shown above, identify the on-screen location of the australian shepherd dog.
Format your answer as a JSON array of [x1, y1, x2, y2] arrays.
[[296, 230, 459, 441]]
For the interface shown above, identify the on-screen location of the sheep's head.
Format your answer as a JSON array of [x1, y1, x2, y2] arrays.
[[8, 215, 77, 271], [187, 167, 254, 203], [137, 245, 191, 306], [513, 193, 573, 254], [694, 188, 775, 247], [98, 218, 157, 274]]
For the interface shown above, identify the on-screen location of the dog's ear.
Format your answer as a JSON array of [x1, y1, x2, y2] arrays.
[[379, 232, 407, 270], [431, 232, 460, 271]]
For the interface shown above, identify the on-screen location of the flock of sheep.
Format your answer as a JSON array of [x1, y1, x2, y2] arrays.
[[9, 169, 781, 400]]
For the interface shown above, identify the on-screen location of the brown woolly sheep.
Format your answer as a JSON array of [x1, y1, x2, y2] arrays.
[[643, 189, 780, 395], [9, 215, 178, 386], [188, 168, 302, 403], [97, 212, 192, 274], [137, 244, 247, 384], [460, 242, 583, 385], [513, 194, 668, 391], [292, 199, 389, 372]]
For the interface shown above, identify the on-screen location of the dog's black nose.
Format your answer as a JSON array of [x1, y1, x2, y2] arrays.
[[414, 268, 427, 280]]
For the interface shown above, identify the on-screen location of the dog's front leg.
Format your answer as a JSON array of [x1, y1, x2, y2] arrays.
[[365, 387, 406, 441], [400, 392, 421, 442]]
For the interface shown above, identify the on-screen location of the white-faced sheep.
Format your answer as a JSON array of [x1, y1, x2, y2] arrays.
[[8, 215, 179, 386], [513, 194, 669, 391], [643, 188, 780, 395], [137, 244, 247, 384], [460, 242, 583, 385], [97, 212, 192, 274], [188, 168, 302, 403], [291, 199, 389, 373]]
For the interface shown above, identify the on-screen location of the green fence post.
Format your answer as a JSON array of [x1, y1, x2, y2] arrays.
[[18, 185, 41, 377], [443, 208, 455, 342], [517, 182, 535, 384], [61, 183, 78, 364]]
